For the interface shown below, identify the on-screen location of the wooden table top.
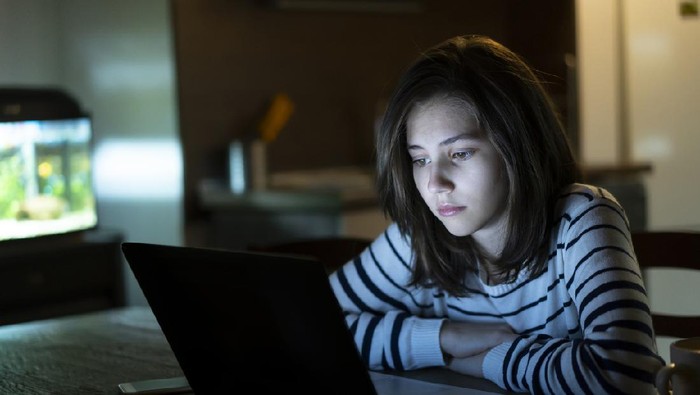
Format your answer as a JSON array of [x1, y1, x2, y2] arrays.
[[0, 306, 186, 394]]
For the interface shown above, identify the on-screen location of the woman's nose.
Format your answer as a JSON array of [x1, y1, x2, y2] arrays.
[[427, 162, 454, 194]]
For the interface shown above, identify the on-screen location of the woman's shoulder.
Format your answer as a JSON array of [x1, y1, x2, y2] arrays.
[[553, 183, 629, 235], [373, 222, 413, 253], [556, 183, 624, 211]]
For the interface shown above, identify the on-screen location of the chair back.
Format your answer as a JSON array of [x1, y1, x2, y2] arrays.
[[248, 237, 371, 274], [632, 231, 700, 339]]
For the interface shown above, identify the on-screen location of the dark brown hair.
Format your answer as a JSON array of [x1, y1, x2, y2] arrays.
[[376, 35, 580, 296]]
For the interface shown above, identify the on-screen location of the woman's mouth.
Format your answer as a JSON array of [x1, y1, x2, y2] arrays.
[[437, 205, 465, 217]]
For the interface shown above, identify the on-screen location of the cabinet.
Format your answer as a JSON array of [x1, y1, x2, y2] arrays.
[[0, 231, 124, 325], [197, 177, 390, 251]]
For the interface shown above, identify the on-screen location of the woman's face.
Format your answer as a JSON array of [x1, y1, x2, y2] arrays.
[[406, 97, 509, 248]]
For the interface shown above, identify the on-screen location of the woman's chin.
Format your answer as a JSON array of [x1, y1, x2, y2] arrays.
[[440, 222, 471, 237]]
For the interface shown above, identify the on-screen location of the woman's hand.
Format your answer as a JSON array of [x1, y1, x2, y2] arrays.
[[439, 320, 517, 377]]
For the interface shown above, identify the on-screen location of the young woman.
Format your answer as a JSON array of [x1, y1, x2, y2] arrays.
[[329, 35, 663, 394]]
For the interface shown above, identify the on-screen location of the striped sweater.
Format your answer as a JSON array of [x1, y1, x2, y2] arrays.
[[329, 183, 664, 394]]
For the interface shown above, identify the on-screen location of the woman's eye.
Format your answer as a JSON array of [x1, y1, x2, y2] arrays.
[[412, 157, 428, 167], [452, 150, 474, 161]]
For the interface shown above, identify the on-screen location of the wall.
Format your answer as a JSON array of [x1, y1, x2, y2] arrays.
[[578, 0, 700, 230], [0, 0, 181, 306], [0, 1, 61, 84], [576, 0, 622, 164], [624, 1, 700, 230]]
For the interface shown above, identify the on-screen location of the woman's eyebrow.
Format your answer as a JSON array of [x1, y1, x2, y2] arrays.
[[408, 132, 480, 151], [439, 132, 479, 146]]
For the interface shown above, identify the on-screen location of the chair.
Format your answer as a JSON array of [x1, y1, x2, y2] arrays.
[[248, 237, 371, 274], [631, 231, 700, 339]]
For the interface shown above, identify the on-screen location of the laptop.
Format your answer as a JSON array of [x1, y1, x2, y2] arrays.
[[120, 242, 500, 394]]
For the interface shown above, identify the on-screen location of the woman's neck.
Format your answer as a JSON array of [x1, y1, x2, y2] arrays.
[[470, 210, 509, 263], [478, 257, 506, 286]]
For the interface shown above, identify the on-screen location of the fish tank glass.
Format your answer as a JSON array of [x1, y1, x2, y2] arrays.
[[0, 117, 97, 242]]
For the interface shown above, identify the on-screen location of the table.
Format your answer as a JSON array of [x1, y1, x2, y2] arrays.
[[0, 306, 510, 394], [0, 307, 183, 394]]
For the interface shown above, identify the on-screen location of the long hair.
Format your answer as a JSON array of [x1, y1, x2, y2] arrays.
[[376, 35, 580, 296]]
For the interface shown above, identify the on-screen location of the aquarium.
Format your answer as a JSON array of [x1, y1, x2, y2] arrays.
[[0, 117, 98, 242]]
